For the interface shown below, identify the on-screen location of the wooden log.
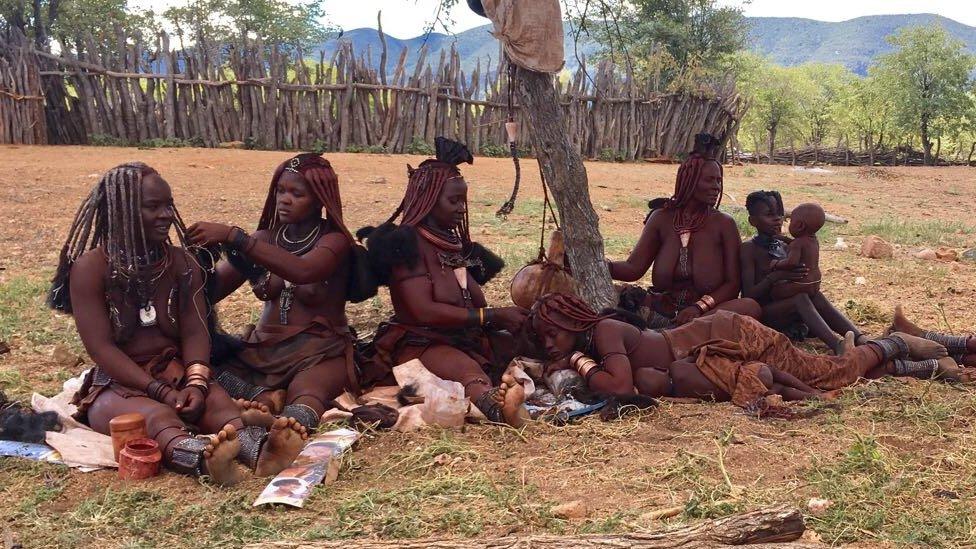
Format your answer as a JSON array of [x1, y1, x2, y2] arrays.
[[244, 505, 808, 549]]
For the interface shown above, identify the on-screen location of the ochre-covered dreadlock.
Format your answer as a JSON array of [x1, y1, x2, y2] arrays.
[[257, 153, 353, 241], [531, 293, 615, 334], [382, 137, 474, 241], [48, 162, 193, 313], [667, 133, 724, 234]]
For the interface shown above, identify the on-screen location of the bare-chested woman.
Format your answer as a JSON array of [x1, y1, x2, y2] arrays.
[[187, 153, 371, 434], [362, 138, 529, 426], [740, 190, 867, 354], [530, 293, 964, 408], [50, 163, 306, 485], [609, 134, 759, 328]]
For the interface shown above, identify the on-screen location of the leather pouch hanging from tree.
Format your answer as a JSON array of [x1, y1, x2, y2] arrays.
[[479, 0, 565, 74]]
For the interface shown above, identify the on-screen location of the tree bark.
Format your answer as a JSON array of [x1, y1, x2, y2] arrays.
[[248, 505, 809, 549], [513, 66, 616, 310], [920, 118, 932, 166]]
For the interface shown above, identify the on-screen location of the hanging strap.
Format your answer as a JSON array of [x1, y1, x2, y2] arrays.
[[496, 61, 521, 217]]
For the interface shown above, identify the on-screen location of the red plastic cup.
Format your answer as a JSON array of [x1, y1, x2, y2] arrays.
[[118, 438, 162, 480]]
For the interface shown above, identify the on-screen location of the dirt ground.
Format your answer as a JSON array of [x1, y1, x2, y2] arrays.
[[2, 145, 976, 547]]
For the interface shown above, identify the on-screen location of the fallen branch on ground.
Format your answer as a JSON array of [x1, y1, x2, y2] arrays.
[[249, 504, 808, 548]]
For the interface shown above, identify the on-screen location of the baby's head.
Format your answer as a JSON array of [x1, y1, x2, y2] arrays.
[[746, 190, 785, 237], [788, 203, 826, 238]]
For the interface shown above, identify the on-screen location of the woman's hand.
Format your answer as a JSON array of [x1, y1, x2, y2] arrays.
[[486, 306, 530, 333], [544, 356, 572, 377], [767, 265, 809, 283], [675, 305, 703, 326], [186, 222, 234, 247], [173, 386, 207, 422]]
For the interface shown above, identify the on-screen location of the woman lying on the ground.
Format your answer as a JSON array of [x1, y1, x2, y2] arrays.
[[187, 153, 370, 433], [49, 163, 306, 486], [609, 134, 759, 328], [361, 138, 530, 426], [891, 305, 976, 369], [740, 190, 868, 354], [529, 293, 964, 408]]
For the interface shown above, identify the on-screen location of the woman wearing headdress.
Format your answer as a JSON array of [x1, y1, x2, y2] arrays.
[[529, 293, 964, 408], [187, 153, 373, 434], [361, 138, 531, 426], [51, 163, 307, 486], [609, 134, 760, 329]]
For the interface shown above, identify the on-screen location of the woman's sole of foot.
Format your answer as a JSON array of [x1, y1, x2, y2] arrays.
[[495, 373, 530, 428], [236, 399, 275, 429], [254, 417, 308, 477], [203, 425, 244, 487]]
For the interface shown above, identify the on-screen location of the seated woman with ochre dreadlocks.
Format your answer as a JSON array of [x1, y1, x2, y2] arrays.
[[49, 163, 307, 486], [529, 293, 960, 409], [609, 134, 760, 329], [187, 153, 376, 434], [360, 138, 531, 427]]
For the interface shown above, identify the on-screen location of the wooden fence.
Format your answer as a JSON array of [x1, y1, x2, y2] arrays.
[[0, 31, 46, 144], [0, 28, 745, 159]]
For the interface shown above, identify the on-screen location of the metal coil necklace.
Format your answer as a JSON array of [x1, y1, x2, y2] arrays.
[[274, 220, 322, 324]]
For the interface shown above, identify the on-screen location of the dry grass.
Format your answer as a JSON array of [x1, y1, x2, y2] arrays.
[[1, 146, 976, 547]]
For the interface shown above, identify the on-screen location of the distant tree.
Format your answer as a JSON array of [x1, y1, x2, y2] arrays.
[[797, 63, 853, 156], [738, 56, 807, 161], [871, 25, 976, 165], [162, 0, 331, 52], [837, 76, 897, 165], [0, 0, 153, 50], [570, 0, 748, 85]]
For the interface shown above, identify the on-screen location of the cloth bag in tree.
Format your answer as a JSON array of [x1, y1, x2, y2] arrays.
[[481, 0, 565, 74]]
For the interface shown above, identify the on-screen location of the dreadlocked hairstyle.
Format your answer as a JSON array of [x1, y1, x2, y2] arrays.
[[745, 190, 784, 216], [361, 137, 505, 286], [667, 133, 724, 234], [383, 136, 473, 237], [257, 152, 353, 241], [48, 162, 195, 314], [530, 293, 614, 340]]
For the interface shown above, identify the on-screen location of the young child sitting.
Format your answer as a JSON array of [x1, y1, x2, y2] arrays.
[[769, 202, 825, 300]]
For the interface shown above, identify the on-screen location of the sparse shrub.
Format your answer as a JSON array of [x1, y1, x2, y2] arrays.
[[406, 137, 434, 156]]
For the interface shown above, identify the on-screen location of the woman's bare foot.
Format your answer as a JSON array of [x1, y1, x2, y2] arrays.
[[255, 389, 287, 415], [494, 374, 530, 428], [891, 331, 948, 360], [935, 357, 976, 382], [891, 305, 925, 337], [236, 399, 275, 429], [202, 425, 244, 487], [254, 417, 308, 477], [835, 331, 856, 355]]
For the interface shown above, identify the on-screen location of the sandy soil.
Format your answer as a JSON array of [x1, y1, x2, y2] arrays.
[[1, 145, 975, 547]]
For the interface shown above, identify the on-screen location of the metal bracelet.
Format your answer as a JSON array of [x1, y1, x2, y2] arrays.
[[474, 388, 504, 423], [892, 358, 938, 379], [923, 331, 969, 356], [169, 436, 209, 476], [236, 425, 267, 470], [281, 403, 320, 431], [216, 370, 271, 401]]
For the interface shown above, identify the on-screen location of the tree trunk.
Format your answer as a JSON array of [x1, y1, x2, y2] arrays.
[[934, 136, 941, 165], [920, 119, 932, 166], [766, 125, 776, 164], [967, 141, 975, 166], [248, 505, 808, 549], [514, 66, 616, 310]]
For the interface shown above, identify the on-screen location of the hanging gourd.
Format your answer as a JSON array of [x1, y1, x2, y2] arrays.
[[510, 228, 577, 308]]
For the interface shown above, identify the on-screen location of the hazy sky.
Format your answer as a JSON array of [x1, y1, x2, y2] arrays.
[[322, 0, 976, 38]]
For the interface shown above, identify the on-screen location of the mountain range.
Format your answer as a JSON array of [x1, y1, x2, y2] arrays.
[[317, 13, 976, 77]]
